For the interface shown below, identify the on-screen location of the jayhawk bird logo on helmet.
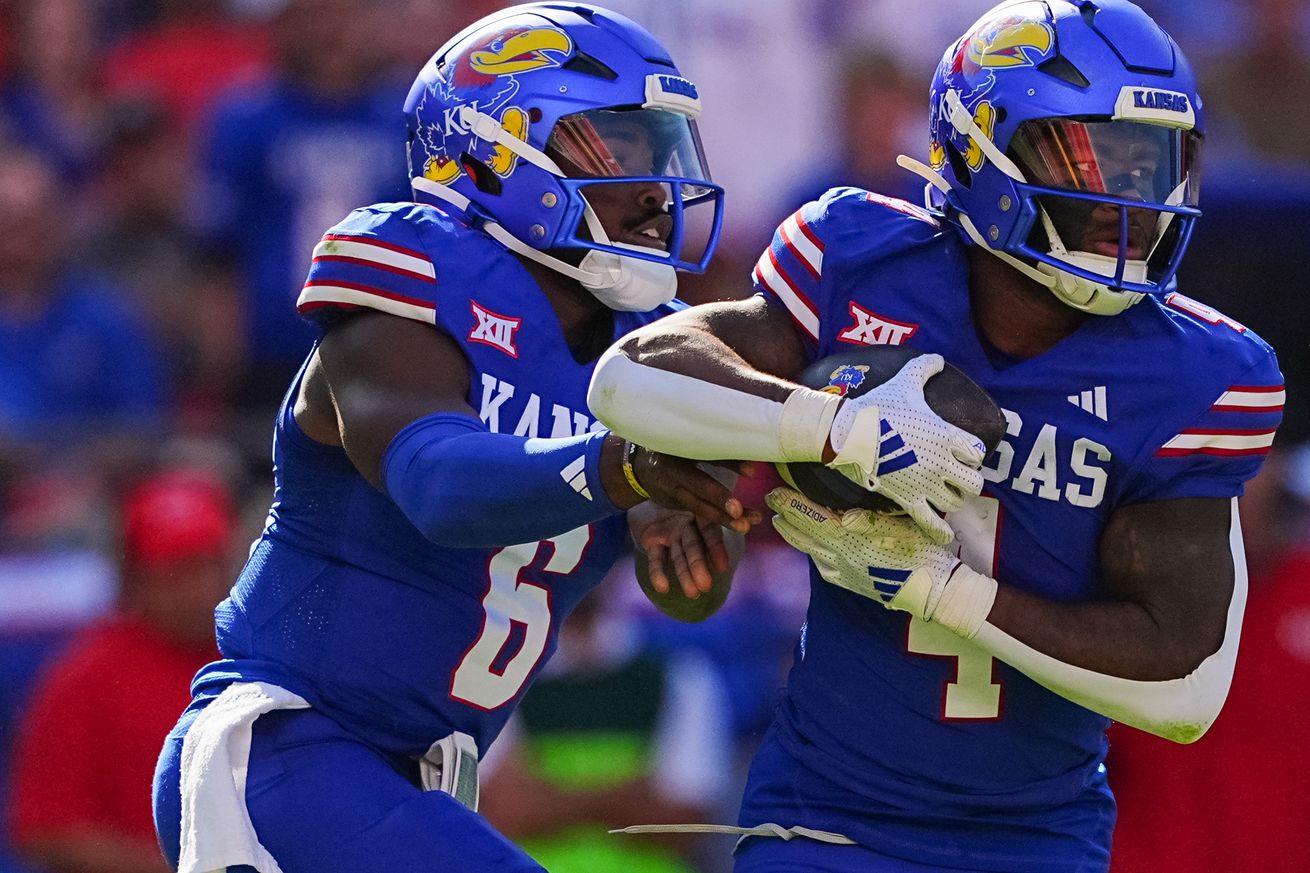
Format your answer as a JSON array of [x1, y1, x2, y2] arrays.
[[413, 25, 574, 185], [963, 17, 1055, 73], [933, 6, 1057, 171]]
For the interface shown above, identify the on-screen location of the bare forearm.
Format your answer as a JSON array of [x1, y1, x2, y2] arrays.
[[987, 585, 1214, 680], [972, 573, 1244, 743], [618, 320, 799, 401], [984, 497, 1234, 680], [959, 498, 1244, 742]]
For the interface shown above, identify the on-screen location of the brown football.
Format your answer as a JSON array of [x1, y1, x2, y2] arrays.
[[776, 346, 1006, 512]]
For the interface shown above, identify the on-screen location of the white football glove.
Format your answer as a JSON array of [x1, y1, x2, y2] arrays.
[[825, 354, 986, 545], [767, 487, 995, 638]]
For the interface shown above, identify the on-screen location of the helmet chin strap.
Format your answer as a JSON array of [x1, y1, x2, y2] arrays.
[[1150, 178, 1190, 259], [567, 195, 677, 310], [411, 175, 606, 284], [898, 154, 1057, 289], [411, 170, 676, 311]]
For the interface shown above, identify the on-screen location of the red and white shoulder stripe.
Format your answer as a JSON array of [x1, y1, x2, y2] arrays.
[[1156, 427, 1277, 457], [1156, 383, 1283, 457], [778, 210, 824, 280], [297, 233, 438, 323], [1209, 384, 1285, 413], [753, 209, 825, 342]]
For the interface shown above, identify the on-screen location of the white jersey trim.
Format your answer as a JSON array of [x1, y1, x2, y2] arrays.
[[313, 237, 435, 282], [972, 498, 1246, 744], [298, 284, 437, 324], [1212, 387, 1285, 411], [780, 212, 824, 279], [754, 252, 819, 341], [1158, 428, 1276, 456]]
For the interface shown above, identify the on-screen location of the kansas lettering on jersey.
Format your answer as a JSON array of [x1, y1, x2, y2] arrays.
[[747, 187, 1282, 871], [195, 203, 680, 758]]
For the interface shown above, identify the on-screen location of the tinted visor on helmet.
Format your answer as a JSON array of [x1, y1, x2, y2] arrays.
[[546, 108, 723, 271], [549, 108, 712, 185], [1009, 119, 1201, 273]]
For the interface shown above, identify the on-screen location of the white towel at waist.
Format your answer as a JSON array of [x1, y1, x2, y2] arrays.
[[178, 681, 310, 873]]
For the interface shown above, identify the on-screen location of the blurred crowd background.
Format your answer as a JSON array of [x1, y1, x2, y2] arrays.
[[0, 1, 1306, 872]]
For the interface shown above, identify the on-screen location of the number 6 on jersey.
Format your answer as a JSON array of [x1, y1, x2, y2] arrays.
[[450, 526, 591, 710]]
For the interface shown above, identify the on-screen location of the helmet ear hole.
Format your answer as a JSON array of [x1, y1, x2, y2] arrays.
[[460, 153, 503, 196]]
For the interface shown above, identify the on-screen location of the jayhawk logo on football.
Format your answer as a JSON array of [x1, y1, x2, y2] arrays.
[[823, 364, 870, 397], [414, 25, 574, 185]]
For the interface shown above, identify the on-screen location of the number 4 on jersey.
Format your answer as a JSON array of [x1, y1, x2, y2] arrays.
[[907, 496, 1004, 720]]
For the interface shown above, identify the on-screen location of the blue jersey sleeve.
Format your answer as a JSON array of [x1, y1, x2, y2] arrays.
[[296, 204, 445, 329], [1122, 299, 1283, 503], [752, 187, 945, 349]]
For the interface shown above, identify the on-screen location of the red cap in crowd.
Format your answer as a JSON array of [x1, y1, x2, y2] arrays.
[[121, 471, 237, 567]]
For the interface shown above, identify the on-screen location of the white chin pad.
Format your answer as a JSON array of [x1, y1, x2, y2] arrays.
[[578, 244, 676, 311], [1061, 250, 1148, 286], [1038, 254, 1145, 316]]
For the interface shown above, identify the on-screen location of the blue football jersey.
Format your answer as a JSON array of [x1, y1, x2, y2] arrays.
[[195, 203, 678, 759], [745, 188, 1283, 869]]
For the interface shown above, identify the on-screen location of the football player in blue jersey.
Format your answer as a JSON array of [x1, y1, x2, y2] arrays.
[[590, 1, 1283, 871], [151, 5, 754, 873]]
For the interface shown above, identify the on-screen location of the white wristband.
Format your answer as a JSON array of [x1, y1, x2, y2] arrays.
[[931, 563, 998, 639], [778, 387, 842, 460]]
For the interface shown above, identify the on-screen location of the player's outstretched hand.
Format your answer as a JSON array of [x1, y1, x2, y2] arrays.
[[825, 354, 986, 544], [629, 502, 743, 622], [766, 487, 961, 620], [630, 503, 728, 598]]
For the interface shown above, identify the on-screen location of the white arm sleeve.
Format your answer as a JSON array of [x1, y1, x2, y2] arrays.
[[587, 347, 840, 462], [972, 498, 1247, 744]]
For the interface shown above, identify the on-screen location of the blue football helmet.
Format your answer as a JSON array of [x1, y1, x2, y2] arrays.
[[404, 3, 724, 310], [900, 0, 1203, 315]]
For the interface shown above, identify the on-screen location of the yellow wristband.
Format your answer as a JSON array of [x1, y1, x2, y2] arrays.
[[622, 440, 651, 500]]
